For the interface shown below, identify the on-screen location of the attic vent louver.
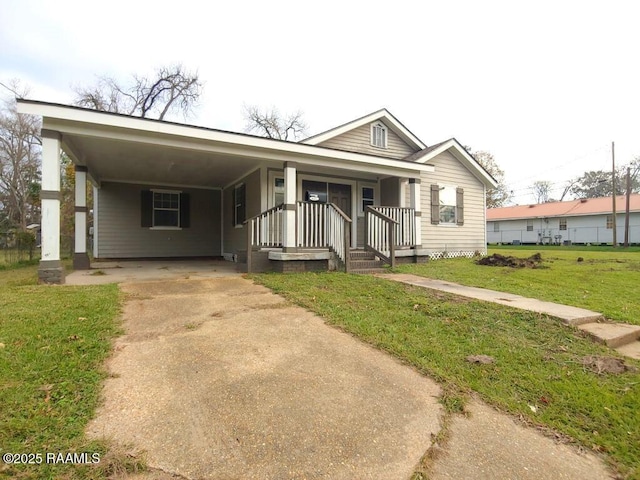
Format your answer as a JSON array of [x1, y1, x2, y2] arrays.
[[528, 205, 535, 208], [580, 199, 587, 203]]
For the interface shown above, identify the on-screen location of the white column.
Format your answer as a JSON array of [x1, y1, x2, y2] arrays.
[[409, 178, 422, 247], [73, 166, 90, 269], [39, 130, 63, 283], [283, 161, 297, 251]]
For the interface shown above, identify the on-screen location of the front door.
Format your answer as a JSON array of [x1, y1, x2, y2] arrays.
[[328, 183, 352, 218]]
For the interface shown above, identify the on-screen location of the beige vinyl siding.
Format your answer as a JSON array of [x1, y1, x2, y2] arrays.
[[318, 122, 417, 159], [421, 151, 486, 252], [223, 169, 262, 255], [96, 182, 221, 258]]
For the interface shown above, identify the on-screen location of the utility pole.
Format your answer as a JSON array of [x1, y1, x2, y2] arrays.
[[624, 167, 631, 248], [612, 141, 617, 248]]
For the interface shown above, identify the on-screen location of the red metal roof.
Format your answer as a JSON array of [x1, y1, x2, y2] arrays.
[[487, 194, 640, 220]]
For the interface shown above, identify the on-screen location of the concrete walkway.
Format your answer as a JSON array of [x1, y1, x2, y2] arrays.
[[378, 274, 603, 325], [379, 273, 640, 360]]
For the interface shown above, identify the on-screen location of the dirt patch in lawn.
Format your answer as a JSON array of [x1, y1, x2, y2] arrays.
[[476, 253, 544, 268]]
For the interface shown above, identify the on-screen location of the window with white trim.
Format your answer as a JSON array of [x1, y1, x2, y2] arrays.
[[234, 183, 246, 226], [153, 191, 180, 227], [559, 218, 567, 230], [371, 122, 387, 148], [362, 186, 374, 212], [493, 222, 500, 232], [606, 215, 613, 229], [274, 177, 285, 206], [439, 186, 457, 224], [526, 219, 533, 231]]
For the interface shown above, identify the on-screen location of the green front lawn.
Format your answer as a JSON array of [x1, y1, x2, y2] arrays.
[[0, 265, 137, 479], [397, 247, 640, 325], [254, 272, 640, 479]]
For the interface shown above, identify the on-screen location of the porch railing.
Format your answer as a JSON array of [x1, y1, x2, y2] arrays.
[[246, 202, 352, 272], [370, 206, 416, 247], [297, 201, 351, 268], [248, 204, 284, 248], [365, 206, 398, 268]]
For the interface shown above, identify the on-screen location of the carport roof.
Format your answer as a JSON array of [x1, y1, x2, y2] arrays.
[[17, 100, 433, 189]]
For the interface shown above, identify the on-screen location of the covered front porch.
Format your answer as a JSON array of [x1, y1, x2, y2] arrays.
[[18, 100, 433, 283]]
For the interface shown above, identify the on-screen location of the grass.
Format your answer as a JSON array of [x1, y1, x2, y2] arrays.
[[397, 246, 640, 325], [253, 271, 640, 479], [0, 264, 140, 479]]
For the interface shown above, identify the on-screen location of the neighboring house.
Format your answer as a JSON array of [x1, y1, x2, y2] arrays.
[[487, 195, 640, 245], [17, 100, 497, 283]]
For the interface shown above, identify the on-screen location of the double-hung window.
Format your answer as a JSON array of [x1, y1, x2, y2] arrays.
[[559, 218, 567, 230], [153, 191, 180, 227], [526, 220, 533, 231], [439, 186, 457, 224], [234, 183, 246, 226], [141, 189, 190, 229], [430, 184, 464, 226]]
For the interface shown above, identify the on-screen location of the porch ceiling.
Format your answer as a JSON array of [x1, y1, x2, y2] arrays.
[[65, 134, 263, 189]]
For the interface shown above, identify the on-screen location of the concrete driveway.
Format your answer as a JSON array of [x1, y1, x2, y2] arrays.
[[86, 276, 443, 479]]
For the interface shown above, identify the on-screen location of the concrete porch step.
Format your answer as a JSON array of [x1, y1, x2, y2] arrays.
[[350, 250, 376, 260], [350, 268, 388, 275], [577, 322, 640, 348], [350, 260, 385, 270], [615, 341, 640, 360]]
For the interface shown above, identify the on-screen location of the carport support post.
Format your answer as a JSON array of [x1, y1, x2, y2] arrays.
[[283, 161, 297, 252], [73, 165, 90, 269], [39, 130, 64, 284], [409, 178, 422, 247]]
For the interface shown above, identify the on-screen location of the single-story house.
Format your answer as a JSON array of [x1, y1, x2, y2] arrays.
[[17, 100, 497, 283], [487, 194, 640, 245]]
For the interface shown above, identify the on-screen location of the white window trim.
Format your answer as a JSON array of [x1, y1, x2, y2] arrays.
[[357, 182, 378, 216], [234, 183, 246, 228], [370, 122, 388, 149], [151, 188, 182, 229], [437, 183, 458, 226], [267, 170, 286, 209]]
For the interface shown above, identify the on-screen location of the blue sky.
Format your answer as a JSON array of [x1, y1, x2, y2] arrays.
[[1, 0, 639, 204]]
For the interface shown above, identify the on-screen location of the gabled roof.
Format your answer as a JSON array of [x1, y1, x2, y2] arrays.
[[300, 108, 426, 150], [407, 138, 498, 188], [487, 194, 640, 221]]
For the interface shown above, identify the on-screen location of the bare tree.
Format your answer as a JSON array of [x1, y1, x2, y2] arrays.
[[0, 80, 41, 230], [466, 148, 511, 208], [531, 180, 553, 204], [74, 65, 203, 120], [243, 105, 307, 141]]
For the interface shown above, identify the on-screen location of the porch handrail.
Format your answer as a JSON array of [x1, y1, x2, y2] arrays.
[[246, 203, 284, 248], [297, 201, 352, 271], [370, 206, 416, 247], [365, 206, 398, 268]]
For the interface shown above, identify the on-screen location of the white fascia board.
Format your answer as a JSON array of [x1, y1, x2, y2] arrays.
[[415, 139, 498, 188], [301, 108, 426, 150], [39, 117, 432, 178]]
